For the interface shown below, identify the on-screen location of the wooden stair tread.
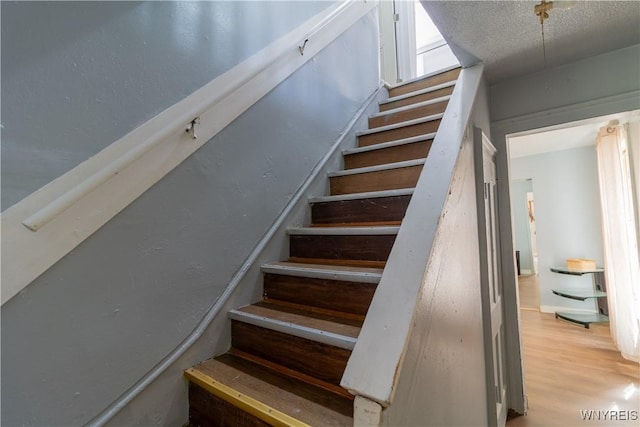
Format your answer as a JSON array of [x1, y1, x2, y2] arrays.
[[388, 67, 461, 97], [309, 188, 414, 203], [368, 98, 449, 129], [288, 257, 387, 269], [383, 80, 455, 105], [287, 225, 400, 235], [371, 95, 451, 118], [232, 302, 361, 340], [187, 354, 353, 426], [357, 119, 441, 147], [380, 84, 455, 112], [311, 221, 402, 227], [343, 134, 435, 155], [328, 158, 426, 177], [262, 261, 383, 278], [343, 140, 432, 170], [356, 114, 443, 137], [329, 163, 422, 196]]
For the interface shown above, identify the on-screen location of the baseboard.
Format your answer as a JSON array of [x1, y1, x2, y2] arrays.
[[519, 269, 533, 275]]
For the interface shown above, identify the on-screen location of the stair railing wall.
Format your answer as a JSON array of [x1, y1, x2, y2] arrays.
[[1, 0, 376, 306], [342, 64, 489, 422]]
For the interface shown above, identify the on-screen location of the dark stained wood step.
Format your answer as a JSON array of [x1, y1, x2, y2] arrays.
[[288, 257, 387, 269], [263, 272, 378, 318], [231, 302, 361, 341], [228, 348, 354, 400], [186, 354, 352, 426], [311, 221, 402, 227], [231, 321, 351, 386], [388, 67, 460, 98], [329, 161, 423, 195], [288, 227, 399, 262], [369, 97, 449, 128], [311, 193, 411, 225], [262, 261, 383, 282], [344, 137, 433, 169], [188, 381, 270, 427], [380, 84, 454, 112], [357, 117, 441, 147]]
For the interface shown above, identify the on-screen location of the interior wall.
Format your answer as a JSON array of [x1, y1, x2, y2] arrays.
[[0, 8, 380, 426], [511, 179, 534, 273], [491, 45, 640, 122], [0, 0, 334, 210], [511, 147, 604, 312]]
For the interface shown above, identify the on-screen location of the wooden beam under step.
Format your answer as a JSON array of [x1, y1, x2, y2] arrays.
[[287, 257, 387, 269], [311, 194, 412, 224], [186, 354, 353, 427], [380, 84, 454, 112], [369, 97, 449, 128], [329, 163, 423, 195], [263, 272, 377, 318], [231, 321, 352, 385], [288, 233, 397, 262], [357, 118, 441, 147], [388, 67, 460, 98], [344, 138, 433, 169]]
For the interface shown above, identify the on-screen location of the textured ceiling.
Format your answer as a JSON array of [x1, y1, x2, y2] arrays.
[[421, 0, 640, 84]]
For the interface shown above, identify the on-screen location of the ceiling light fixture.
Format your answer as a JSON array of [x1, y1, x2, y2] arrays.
[[533, 1, 577, 73]]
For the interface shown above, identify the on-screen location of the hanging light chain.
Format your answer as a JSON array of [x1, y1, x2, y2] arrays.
[[541, 19, 547, 71]]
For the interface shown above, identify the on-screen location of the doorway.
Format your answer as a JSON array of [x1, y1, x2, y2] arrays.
[[505, 111, 640, 424], [378, 0, 459, 84], [526, 191, 538, 276], [510, 179, 540, 310]]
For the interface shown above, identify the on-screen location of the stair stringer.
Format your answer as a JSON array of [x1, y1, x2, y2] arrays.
[[342, 63, 489, 423]]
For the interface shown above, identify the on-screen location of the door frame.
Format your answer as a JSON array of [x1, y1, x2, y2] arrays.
[[492, 98, 639, 416], [474, 127, 507, 426]]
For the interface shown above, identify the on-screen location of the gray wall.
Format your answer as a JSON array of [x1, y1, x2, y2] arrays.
[[511, 179, 534, 273], [491, 45, 640, 122], [1, 0, 334, 210], [0, 4, 380, 426], [511, 147, 604, 312], [380, 74, 492, 426]]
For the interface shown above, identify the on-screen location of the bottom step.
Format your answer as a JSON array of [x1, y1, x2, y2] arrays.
[[186, 354, 353, 427]]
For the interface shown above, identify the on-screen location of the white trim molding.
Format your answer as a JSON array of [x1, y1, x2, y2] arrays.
[[0, 0, 377, 306]]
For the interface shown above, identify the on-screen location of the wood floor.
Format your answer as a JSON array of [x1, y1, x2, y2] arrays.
[[517, 274, 540, 311], [508, 275, 639, 426]]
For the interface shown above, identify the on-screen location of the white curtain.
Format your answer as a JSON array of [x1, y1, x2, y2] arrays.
[[596, 123, 640, 362]]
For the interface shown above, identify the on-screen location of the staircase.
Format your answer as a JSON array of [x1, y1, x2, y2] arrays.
[[184, 67, 461, 427]]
